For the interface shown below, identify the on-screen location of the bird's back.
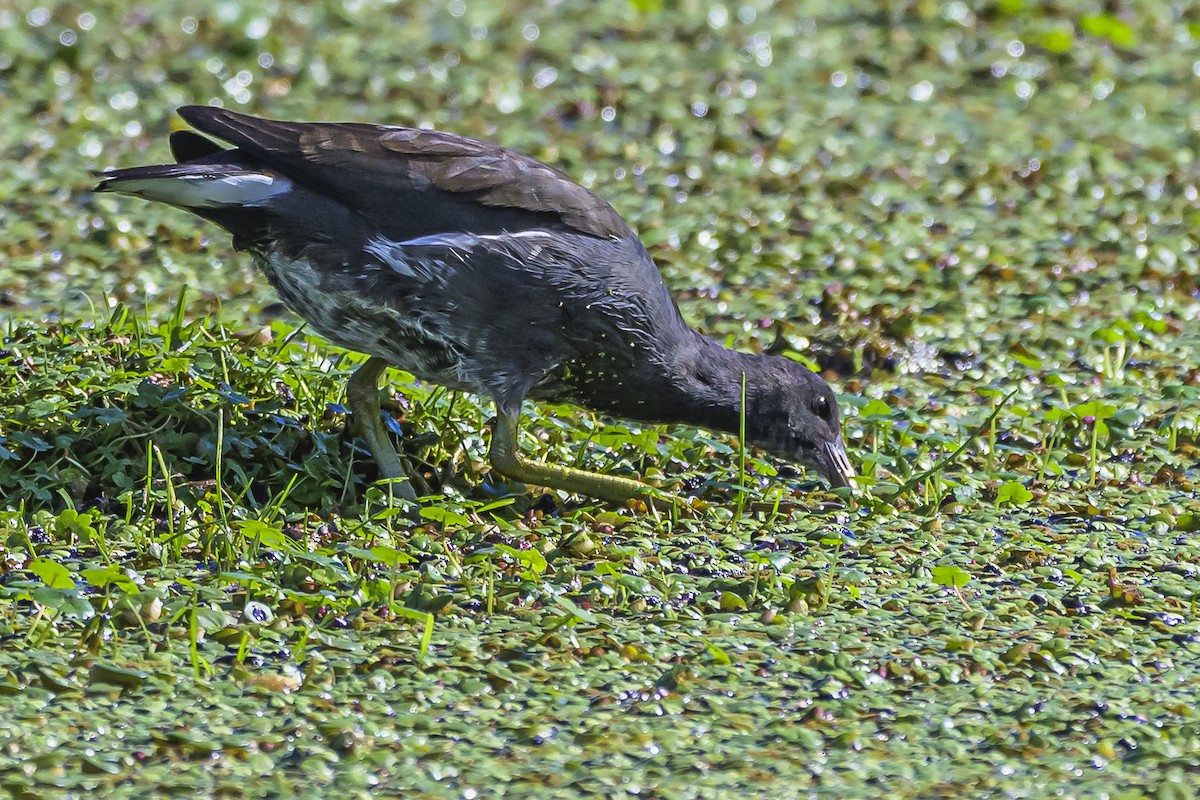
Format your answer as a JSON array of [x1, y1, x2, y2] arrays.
[[173, 105, 631, 243]]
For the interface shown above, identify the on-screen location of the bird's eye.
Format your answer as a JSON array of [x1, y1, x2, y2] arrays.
[[812, 395, 833, 421]]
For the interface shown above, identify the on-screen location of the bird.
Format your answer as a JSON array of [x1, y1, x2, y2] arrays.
[[96, 106, 855, 507]]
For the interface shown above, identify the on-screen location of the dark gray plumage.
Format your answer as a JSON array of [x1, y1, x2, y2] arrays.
[[96, 106, 855, 505]]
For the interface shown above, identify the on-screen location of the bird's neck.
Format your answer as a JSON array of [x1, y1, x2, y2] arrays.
[[608, 330, 760, 437]]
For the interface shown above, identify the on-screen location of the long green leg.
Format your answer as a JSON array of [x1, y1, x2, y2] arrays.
[[488, 407, 682, 510], [346, 357, 417, 501]]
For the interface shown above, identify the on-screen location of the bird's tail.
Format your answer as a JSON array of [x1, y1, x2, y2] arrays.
[[95, 162, 291, 211]]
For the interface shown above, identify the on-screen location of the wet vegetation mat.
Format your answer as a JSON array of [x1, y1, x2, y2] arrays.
[[2, 0, 1199, 796]]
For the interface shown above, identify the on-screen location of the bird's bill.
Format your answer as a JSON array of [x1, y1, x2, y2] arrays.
[[821, 437, 857, 490]]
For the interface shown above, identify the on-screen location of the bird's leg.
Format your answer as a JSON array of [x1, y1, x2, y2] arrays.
[[488, 407, 683, 510], [346, 356, 417, 501]]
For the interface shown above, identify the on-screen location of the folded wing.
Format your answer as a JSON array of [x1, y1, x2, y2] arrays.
[[174, 106, 630, 242]]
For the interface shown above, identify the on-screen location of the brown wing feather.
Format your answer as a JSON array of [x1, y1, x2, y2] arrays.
[[175, 106, 629, 240]]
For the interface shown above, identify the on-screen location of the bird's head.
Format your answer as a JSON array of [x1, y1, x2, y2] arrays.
[[745, 358, 856, 490]]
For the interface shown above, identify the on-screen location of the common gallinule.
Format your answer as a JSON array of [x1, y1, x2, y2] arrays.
[[97, 106, 855, 505]]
